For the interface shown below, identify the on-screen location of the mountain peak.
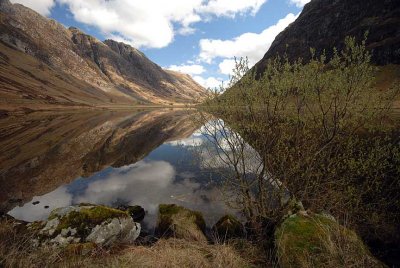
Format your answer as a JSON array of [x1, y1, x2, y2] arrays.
[[104, 39, 145, 58], [0, 1, 207, 109], [0, 0, 11, 11], [255, 0, 400, 75]]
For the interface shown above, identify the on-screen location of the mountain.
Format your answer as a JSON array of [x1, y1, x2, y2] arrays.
[[0, 0, 207, 111], [254, 0, 400, 75]]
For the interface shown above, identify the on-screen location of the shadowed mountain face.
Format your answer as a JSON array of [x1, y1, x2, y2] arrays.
[[0, 0, 206, 111], [0, 109, 200, 213], [254, 0, 400, 75]]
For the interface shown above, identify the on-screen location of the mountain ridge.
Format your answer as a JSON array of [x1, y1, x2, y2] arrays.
[[254, 0, 400, 75], [0, 0, 207, 111]]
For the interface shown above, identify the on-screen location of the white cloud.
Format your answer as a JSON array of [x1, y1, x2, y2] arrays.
[[199, 13, 298, 74], [219, 59, 236, 75], [74, 160, 229, 228], [289, 0, 311, 8], [168, 64, 206, 75], [193, 76, 225, 89], [200, 0, 267, 17], [168, 131, 204, 147], [8, 160, 232, 226], [55, 0, 268, 49], [10, 0, 55, 16], [8, 186, 73, 222], [10, 0, 268, 47]]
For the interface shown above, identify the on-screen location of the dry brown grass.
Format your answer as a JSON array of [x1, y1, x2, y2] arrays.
[[0, 218, 263, 268]]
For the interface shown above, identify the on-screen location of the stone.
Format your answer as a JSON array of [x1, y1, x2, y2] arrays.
[[86, 217, 141, 246], [283, 198, 305, 219], [35, 204, 141, 247]]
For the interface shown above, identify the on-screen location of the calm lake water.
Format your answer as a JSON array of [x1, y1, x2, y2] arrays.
[[0, 109, 234, 229]]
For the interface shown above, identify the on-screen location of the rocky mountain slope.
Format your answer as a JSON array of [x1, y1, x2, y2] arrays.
[[254, 0, 400, 75], [0, 0, 206, 111]]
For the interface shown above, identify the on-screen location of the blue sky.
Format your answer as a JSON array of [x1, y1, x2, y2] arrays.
[[11, 0, 309, 89]]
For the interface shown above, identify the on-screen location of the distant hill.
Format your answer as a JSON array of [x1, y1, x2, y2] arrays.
[[0, 0, 207, 111], [254, 0, 400, 76]]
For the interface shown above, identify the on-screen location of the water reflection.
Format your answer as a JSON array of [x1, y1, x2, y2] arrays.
[[1, 109, 232, 227]]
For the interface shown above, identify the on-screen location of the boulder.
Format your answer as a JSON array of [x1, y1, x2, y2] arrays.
[[156, 204, 207, 242], [117, 205, 146, 222], [275, 213, 385, 268], [212, 215, 244, 241], [30, 204, 141, 247]]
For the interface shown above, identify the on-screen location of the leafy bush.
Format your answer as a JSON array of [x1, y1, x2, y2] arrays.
[[199, 36, 400, 260]]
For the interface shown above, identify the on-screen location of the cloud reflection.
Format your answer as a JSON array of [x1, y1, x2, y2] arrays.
[[9, 159, 232, 228], [9, 186, 73, 222]]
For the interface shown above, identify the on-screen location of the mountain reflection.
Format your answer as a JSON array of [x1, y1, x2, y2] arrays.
[[0, 109, 196, 212], [1, 109, 232, 225]]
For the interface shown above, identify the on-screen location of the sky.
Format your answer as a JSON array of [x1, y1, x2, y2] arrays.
[[10, 0, 310, 89]]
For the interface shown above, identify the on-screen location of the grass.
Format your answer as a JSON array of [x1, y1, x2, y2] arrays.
[[0, 217, 265, 268], [157, 204, 207, 242]]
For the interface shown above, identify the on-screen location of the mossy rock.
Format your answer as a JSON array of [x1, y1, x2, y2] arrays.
[[48, 205, 128, 238], [156, 204, 207, 242], [213, 215, 244, 241], [275, 213, 386, 268]]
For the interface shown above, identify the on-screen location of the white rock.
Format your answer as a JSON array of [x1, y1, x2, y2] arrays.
[[40, 217, 59, 235], [86, 217, 141, 246]]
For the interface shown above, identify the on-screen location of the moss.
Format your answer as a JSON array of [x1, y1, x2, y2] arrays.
[[54, 206, 128, 238], [156, 204, 207, 242], [159, 204, 181, 216], [159, 204, 206, 232], [275, 213, 385, 268]]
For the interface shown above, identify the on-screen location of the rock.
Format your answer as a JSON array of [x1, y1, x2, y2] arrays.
[[117, 205, 146, 222], [34, 204, 141, 247], [155, 204, 207, 242], [86, 217, 140, 246], [283, 198, 305, 219], [212, 215, 244, 241], [275, 213, 385, 268]]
